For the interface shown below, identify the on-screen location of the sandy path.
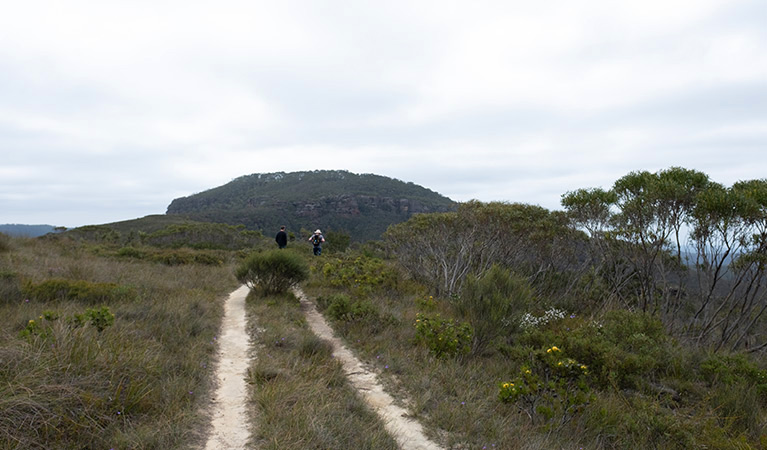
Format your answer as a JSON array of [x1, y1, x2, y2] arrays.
[[294, 287, 443, 450], [204, 285, 252, 450]]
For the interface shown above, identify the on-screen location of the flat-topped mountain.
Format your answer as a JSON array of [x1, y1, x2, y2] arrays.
[[166, 170, 456, 241]]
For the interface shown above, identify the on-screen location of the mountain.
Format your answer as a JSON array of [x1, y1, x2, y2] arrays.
[[166, 170, 457, 241], [0, 224, 61, 237]]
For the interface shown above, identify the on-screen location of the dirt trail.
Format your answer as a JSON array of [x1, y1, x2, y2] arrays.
[[204, 285, 252, 450], [294, 287, 443, 450]]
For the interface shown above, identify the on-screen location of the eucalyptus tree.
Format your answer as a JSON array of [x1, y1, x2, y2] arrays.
[[384, 201, 576, 297], [688, 180, 767, 351], [562, 168, 709, 316]]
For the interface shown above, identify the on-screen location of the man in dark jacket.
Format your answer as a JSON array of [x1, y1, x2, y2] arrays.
[[275, 226, 288, 249]]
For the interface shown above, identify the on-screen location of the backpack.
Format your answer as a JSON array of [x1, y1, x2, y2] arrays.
[[312, 234, 321, 245]]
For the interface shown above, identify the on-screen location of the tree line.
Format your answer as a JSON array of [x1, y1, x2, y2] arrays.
[[385, 167, 767, 353]]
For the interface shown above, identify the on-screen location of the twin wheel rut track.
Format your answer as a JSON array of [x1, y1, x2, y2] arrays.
[[203, 285, 441, 450]]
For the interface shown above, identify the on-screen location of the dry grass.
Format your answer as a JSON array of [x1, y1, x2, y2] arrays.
[[245, 290, 399, 449], [0, 236, 238, 449]]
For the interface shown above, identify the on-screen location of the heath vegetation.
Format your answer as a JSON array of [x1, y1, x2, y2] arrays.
[[2, 166, 766, 448]]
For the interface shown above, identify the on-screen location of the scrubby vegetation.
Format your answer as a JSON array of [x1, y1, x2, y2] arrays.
[[3, 166, 767, 448], [302, 167, 767, 448]]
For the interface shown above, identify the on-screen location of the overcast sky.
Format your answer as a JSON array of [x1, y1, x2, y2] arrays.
[[2, 0, 766, 228]]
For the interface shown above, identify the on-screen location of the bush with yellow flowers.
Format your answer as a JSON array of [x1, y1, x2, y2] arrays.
[[499, 345, 592, 426]]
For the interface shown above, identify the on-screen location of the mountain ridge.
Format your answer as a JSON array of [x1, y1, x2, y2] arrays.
[[166, 170, 457, 241]]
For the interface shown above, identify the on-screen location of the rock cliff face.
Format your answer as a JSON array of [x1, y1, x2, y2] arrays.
[[166, 170, 456, 241], [292, 195, 441, 218]]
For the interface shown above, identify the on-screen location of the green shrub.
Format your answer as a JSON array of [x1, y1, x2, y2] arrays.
[[83, 306, 115, 332], [455, 265, 533, 355], [323, 230, 351, 254], [0, 232, 11, 253], [414, 313, 472, 359], [319, 293, 380, 323], [236, 250, 309, 295], [0, 270, 21, 304], [321, 255, 400, 297], [117, 246, 224, 266], [701, 353, 767, 389], [499, 345, 592, 426], [520, 309, 669, 389], [22, 279, 137, 305], [20, 306, 114, 340], [117, 246, 145, 259]]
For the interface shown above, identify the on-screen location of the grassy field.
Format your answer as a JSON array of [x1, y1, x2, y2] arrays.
[[0, 235, 238, 449]]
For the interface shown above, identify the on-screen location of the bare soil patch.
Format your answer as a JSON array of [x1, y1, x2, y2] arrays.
[[204, 285, 252, 450]]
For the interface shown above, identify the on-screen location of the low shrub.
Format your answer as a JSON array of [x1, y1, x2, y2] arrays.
[[321, 255, 400, 297], [700, 353, 767, 391], [22, 279, 137, 305], [19, 306, 115, 339], [519, 309, 670, 389], [116, 247, 225, 266], [236, 250, 309, 295], [319, 293, 380, 323], [0, 270, 21, 304], [0, 232, 11, 253], [117, 246, 145, 259], [455, 265, 533, 355], [414, 313, 472, 359], [499, 345, 592, 426]]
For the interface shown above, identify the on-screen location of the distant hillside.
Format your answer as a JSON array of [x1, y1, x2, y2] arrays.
[[0, 224, 60, 237], [166, 170, 457, 241]]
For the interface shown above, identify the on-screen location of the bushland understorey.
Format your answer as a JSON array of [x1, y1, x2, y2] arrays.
[[2, 166, 767, 449]]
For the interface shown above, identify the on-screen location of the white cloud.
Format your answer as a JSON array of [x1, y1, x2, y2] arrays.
[[0, 0, 766, 227]]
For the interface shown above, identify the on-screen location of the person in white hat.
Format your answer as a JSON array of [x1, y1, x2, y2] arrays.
[[308, 229, 325, 256]]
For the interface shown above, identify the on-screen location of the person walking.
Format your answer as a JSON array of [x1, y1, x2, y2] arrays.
[[275, 226, 288, 249], [308, 229, 325, 256]]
